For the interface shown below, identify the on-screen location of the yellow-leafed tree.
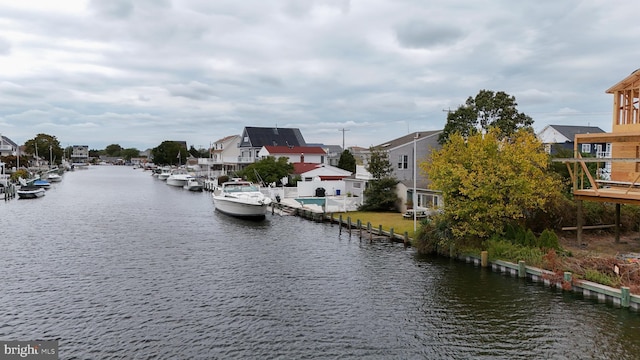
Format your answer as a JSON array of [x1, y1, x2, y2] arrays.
[[423, 128, 562, 241]]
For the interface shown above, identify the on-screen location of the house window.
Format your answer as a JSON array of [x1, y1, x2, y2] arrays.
[[581, 144, 591, 153], [398, 155, 408, 169]]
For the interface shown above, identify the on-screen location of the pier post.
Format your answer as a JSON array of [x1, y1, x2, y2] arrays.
[[357, 219, 362, 239], [481, 251, 488, 267], [403, 232, 409, 247], [518, 260, 526, 278], [621, 287, 630, 308], [339, 215, 343, 234], [347, 217, 352, 235], [389, 228, 394, 242], [615, 203, 621, 243], [576, 200, 584, 245], [378, 225, 383, 236], [368, 222, 372, 242]]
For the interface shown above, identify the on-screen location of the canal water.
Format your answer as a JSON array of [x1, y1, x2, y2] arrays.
[[1, 165, 639, 359]]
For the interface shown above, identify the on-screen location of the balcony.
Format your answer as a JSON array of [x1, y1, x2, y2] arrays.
[[237, 156, 254, 163]]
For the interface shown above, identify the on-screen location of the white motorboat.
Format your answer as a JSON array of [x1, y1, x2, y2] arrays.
[[47, 172, 62, 182], [157, 167, 172, 181], [183, 177, 203, 191], [17, 185, 45, 199], [45, 168, 62, 182], [212, 179, 272, 219], [166, 169, 191, 187]]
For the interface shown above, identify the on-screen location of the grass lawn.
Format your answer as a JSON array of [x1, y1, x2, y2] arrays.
[[330, 211, 420, 239]]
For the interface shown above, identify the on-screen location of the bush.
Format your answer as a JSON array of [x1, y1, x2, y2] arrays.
[[485, 239, 545, 267], [414, 216, 453, 255], [537, 229, 560, 250], [584, 269, 619, 287]]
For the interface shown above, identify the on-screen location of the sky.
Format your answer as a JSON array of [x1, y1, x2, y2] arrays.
[[1, 0, 640, 151]]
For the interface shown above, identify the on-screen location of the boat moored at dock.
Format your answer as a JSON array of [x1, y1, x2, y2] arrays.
[[212, 179, 272, 219]]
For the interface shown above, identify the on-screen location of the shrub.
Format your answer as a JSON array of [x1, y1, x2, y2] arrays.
[[584, 269, 619, 287], [524, 229, 536, 247], [485, 238, 545, 267], [537, 229, 560, 250]]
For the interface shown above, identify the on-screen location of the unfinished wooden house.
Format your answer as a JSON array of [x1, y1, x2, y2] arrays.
[[565, 69, 640, 242]]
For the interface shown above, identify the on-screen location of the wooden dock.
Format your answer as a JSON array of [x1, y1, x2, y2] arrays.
[[271, 200, 412, 246]]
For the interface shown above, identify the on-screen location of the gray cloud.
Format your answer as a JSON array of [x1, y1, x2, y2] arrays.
[[395, 20, 464, 49], [0, 37, 9, 55]]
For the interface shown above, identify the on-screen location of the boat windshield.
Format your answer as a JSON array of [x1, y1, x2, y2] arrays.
[[224, 184, 258, 192]]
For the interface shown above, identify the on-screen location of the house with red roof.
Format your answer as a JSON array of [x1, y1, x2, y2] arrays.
[[292, 163, 352, 182], [258, 145, 327, 164]]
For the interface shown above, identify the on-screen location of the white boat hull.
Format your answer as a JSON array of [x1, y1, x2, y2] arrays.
[[213, 195, 271, 218], [166, 177, 189, 187], [47, 174, 62, 182], [183, 179, 203, 191], [17, 187, 45, 199]]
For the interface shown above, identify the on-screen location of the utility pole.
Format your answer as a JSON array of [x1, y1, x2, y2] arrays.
[[339, 128, 350, 150]]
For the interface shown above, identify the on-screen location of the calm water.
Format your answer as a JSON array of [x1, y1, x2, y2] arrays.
[[1, 165, 639, 359]]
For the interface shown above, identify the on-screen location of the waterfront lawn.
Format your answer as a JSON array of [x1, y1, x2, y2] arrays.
[[332, 211, 419, 239]]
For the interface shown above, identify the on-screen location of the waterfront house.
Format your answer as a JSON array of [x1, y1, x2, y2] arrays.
[[563, 68, 640, 242], [368, 131, 444, 212], [537, 125, 607, 156], [306, 143, 342, 167], [237, 127, 306, 169], [71, 145, 89, 163], [291, 162, 353, 198], [198, 135, 241, 178], [0, 135, 18, 157], [258, 145, 327, 164]]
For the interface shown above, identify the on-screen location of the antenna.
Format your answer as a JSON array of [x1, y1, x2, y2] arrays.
[[339, 128, 350, 150]]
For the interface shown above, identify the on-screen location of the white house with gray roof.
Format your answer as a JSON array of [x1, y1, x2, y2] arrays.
[[537, 125, 608, 156]]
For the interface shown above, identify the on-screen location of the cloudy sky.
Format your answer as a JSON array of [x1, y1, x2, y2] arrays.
[[1, 0, 639, 151]]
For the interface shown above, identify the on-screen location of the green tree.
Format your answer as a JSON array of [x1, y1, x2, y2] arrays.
[[424, 128, 563, 241], [121, 148, 140, 161], [105, 144, 123, 156], [360, 147, 400, 211], [151, 141, 184, 165], [237, 157, 293, 185], [337, 150, 356, 173], [439, 90, 533, 144], [188, 145, 199, 158], [366, 147, 394, 180], [24, 133, 63, 166]]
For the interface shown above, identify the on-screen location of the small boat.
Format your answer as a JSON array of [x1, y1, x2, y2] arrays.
[[17, 185, 45, 199], [166, 169, 191, 187], [183, 177, 203, 192], [31, 179, 51, 189], [157, 167, 172, 181], [46, 172, 62, 182], [212, 179, 272, 219], [45, 169, 62, 183], [19, 177, 50, 189]]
